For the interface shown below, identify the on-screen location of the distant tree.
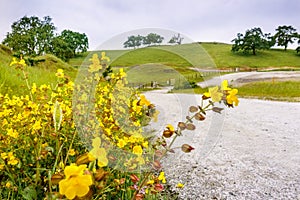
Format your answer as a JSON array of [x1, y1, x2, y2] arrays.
[[50, 36, 73, 61], [123, 35, 143, 49], [143, 33, 164, 46], [60, 30, 89, 56], [168, 33, 184, 45], [231, 27, 272, 55], [273, 25, 298, 51], [2, 15, 56, 56]]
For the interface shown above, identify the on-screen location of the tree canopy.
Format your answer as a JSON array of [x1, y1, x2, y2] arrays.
[[273, 25, 298, 50], [168, 33, 184, 45], [2, 15, 89, 61], [2, 16, 55, 56], [231, 27, 273, 55]]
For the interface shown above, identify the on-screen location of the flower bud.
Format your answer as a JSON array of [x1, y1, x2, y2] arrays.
[[152, 160, 162, 170], [135, 193, 144, 200], [177, 122, 186, 130], [94, 168, 107, 181], [51, 173, 64, 185], [154, 183, 164, 192], [195, 113, 205, 121], [186, 123, 196, 130], [163, 130, 173, 138], [181, 144, 195, 153], [155, 150, 163, 158], [76, 153, 95, 165], [189, 106, 198, 113], [130, 174, 140, 183]]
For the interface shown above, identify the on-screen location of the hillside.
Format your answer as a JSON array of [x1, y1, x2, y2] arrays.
[[69, 42, 300, 70], [0, 44, 76, 95]]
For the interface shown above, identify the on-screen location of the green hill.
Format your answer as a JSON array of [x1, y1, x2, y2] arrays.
[[0, 44, 76, 95], [70, 42, 300, 70]]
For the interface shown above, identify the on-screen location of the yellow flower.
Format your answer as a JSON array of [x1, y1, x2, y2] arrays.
[[176, 182, 184, 188], [221, 80, 231, 91], [158, 171, 166, 184], [32, 120, 42, 131], [166, 124, 175, 132], [59, 165, 93, 199], [89, 137, 108, 167], [0, 164, 4, 170], [68, 149, 76, 156], [88, 54, 102, 73], [31, 83, 37, 94], [139, 95, 151, 106], [7, 152, 18, 165], [7, 128, 18, 138], [203, 86, 223, 102], [132, 145, 143, 155], [119, 68, 126, 78], [1, 152, 8, 160], [117, 139, 126, 148], [147, 179, 155, 185], [6, 182, 11, 188], [101, 52, 110, 62], [226, 89, 239, 106], [55, 69, 64, 78]]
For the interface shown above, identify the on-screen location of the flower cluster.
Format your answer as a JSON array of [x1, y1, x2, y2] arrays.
[[1, 53, 239, 200]]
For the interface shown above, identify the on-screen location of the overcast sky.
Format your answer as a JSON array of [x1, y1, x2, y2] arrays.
[[1, 0, 299, 50]]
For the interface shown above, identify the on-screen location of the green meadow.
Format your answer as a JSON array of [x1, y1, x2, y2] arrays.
[[1, 42, 300, 100]]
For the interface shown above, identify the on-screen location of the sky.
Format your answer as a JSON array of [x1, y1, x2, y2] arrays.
[[1, 0, 300, 50]]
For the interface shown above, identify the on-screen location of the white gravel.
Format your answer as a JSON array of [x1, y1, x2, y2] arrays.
[[144, 90, 300, 200]]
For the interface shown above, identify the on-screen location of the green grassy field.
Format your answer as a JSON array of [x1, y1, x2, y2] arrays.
[[0, 45, 76, 95], [1, 42, 300, 100]]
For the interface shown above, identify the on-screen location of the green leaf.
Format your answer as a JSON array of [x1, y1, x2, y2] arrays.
[[21, 185, 37, 200]]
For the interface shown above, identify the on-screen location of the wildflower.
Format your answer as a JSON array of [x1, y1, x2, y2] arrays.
[[139, 94, 151, 107], [221, 80, 231, 91], [203, 86, 223, 102], [176, 182, 184, 188], [117, 139, 126, 148], [88, 54, 102, 73], [7, 152, 18, 165], [6, 182, 11, 188], [132, 145, 143, 155], [163, 124, 175, 138], [158, 171, 166, 184], [226, 89, 239, 106], [55, 69, 64, 78], [147, 179, 155, 185], [68, 149, 76, 156], [59, 164, 93, 199], [100, 52, 110, 62], [90, 137, 108, 167], [6, 128, 18, 138]]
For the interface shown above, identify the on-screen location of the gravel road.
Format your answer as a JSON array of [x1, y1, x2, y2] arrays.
[[144, 89, 300, 200]]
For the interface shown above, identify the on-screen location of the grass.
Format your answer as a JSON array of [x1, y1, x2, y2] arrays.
[[171, 80, 300, 102], [0, 45, 77, 96], [236, 81, 300, 101], [200, 42, 300, 69]]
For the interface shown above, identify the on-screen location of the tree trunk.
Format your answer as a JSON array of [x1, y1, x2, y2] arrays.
[[252, 47, 256, 55]]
